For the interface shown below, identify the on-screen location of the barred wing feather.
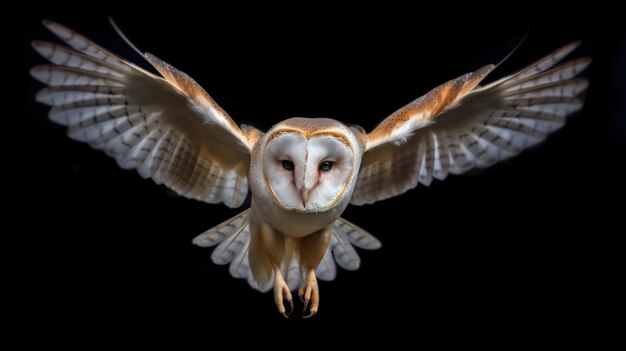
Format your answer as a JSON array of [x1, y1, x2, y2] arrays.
[[352, 42, 590, 205], [31, 20, 260, 208]]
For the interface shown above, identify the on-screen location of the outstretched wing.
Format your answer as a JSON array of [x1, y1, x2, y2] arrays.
[[31, 20, 263, 208], [351, 42, 590, 205]]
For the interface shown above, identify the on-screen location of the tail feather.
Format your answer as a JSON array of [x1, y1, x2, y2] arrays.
[[193, 212, 381, 292], [333, 217, 382, 250], [229, 240, 250, 279], [192, 209, 250, 247], [211, 224, 248, 265], [315, 249, 337, 281]]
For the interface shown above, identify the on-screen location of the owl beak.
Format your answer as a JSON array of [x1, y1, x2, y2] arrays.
[[301, 189, 310, 208]]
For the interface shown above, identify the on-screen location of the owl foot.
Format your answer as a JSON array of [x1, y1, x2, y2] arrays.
[[298, 271, 319, 318], [273, 273, 293, 318]]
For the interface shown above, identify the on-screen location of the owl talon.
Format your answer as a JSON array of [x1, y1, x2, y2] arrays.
[[273, 275, 293, 318], [298, 271, 319, 318]]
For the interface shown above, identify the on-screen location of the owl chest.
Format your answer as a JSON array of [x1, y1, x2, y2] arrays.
[[250, 197, 341, 238]]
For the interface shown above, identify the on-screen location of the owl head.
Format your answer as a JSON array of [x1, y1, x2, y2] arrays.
[[260, 118, 363, 213]]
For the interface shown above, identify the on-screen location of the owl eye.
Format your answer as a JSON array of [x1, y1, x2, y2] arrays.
[[282, 160, 294, 171], [320, 161, 333, 172]]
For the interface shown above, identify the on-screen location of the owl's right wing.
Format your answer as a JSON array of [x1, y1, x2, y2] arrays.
[[351, 42, 590, 205], [31, 20, 263, 208]]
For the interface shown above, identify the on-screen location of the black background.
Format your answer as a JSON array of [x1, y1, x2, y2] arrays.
[[7, 5, 624, 337]]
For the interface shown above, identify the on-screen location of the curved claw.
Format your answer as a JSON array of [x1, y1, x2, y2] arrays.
[[279, 298, 294, 319], [302, 296, 310, 314], [303, 310, 317, 319], [298, 273, 319, 318], [301, 296, 317, 318], [286, 298, 294, 316], [274, 279, 293, 318]]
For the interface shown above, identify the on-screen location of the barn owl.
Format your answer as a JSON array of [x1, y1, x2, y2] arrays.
[[31, 20, 590, 318]]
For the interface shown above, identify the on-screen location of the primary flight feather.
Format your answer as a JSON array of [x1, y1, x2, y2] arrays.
[[31, 20, 590, 318]]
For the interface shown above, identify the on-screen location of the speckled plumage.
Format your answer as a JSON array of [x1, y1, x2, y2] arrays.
[[31, 20, 589, 318]]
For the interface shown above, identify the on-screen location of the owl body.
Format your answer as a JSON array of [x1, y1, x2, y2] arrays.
[[31, 20, 590, 318]]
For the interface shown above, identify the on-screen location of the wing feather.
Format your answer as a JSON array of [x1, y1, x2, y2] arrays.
[[32, 21, 263, 208], [352, 42, 590, 205]]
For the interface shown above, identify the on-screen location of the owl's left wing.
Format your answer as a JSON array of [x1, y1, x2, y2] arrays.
[[31, 21, 263, 208], [351, 42, 590, 205]]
